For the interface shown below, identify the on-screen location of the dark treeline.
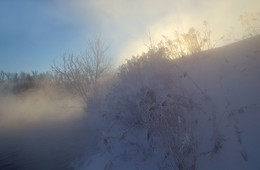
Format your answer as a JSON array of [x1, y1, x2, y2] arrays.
[[0, 70, 65, 94]]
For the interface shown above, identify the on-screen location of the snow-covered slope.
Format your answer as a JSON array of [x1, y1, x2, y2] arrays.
[[78, 35, 260, 170], [180, 35, 260, 170]]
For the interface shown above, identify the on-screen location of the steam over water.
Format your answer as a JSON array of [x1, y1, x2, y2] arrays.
[[0, 88, 98, 170]]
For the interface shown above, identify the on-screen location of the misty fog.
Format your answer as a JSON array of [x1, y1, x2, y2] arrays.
[[0, 85, 98, 170], [0, 0, 259, 168]]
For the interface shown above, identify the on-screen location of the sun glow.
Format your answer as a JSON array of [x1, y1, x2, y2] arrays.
[[58, 0, 260, 64]]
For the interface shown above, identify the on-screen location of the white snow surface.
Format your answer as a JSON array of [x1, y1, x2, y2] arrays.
[[77, 36, 260, 170]]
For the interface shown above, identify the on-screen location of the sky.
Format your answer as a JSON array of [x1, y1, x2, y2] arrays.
[[0, 0, 259, 73]]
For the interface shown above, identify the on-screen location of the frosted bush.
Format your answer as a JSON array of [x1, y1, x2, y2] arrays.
[[91, 49, 218, 169]]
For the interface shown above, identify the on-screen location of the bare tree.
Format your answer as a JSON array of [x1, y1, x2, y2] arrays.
[[52, 36, 111, 103], [0, 71, 5, 82], [84, 36, 110, 82]]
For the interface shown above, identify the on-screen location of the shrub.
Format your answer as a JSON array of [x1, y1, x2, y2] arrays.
[[91, 49, 218, 169]]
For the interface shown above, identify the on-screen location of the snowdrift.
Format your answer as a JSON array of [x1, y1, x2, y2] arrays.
[[78, 35, 260, 170]]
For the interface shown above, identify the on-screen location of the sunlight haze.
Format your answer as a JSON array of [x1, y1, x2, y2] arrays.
[[56, 0, 259, 64], [0, 0, 259, 71]]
